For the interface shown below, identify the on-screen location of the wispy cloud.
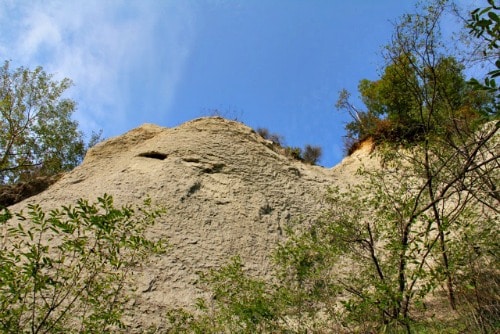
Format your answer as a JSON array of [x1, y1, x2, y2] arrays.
[[0, 1, 196, 135]]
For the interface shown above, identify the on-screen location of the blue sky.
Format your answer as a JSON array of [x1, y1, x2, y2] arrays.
[[0, 1, 476, 166]]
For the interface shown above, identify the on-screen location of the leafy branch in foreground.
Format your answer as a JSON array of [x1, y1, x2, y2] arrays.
[[467, 0, 500, 114], [0, 194, 166, 333]]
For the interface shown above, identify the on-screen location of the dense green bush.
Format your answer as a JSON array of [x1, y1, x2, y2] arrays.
[[336, 0, 498, 155], [337, 55, 494, 154]]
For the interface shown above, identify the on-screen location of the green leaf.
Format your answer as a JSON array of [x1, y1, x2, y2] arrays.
[[488, 11, 499, 22]]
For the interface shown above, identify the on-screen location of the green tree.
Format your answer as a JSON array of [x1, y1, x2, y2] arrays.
[[332, 0, 499, 331], [333, 1, 498, 329], [0, 60, 88, 184], [337, 2, 495, 152], [0, 194, 166, 333]]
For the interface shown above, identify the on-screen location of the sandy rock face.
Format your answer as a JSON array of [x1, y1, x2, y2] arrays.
[[8, 116, 377, 329]]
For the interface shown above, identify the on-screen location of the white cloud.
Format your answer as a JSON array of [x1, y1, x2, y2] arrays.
[[0, 0, 196, 135]]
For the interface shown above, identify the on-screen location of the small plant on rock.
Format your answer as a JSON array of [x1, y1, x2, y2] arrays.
[[302, 145, 322, 165]]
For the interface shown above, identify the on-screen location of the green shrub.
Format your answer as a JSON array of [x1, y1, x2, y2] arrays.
[[165, 257, 284, 333], [0, 194, 166, 333]]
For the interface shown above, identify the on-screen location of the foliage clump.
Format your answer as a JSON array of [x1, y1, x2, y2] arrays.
[[0, 60, 102, 185], [256, 127, 322, 165], [336, 1, 498, 154], [337, 55, 495, 154], [0, 194, 166, 333]]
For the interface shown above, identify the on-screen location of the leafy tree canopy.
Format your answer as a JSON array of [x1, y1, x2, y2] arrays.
[[339, 53, 495, 149], [0, 60, 94, 184], [337, 0, 498, 153]]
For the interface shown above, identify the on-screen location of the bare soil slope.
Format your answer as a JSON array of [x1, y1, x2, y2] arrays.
[[8, 117, 378, 329]]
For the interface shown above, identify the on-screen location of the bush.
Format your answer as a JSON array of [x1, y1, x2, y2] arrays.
[[256, 127, 283, 146], [284, 146, 302, 161], [256, 127, 323, 165], [165, 257, 283, 333], [0, 194, 166, 333], [302, 145, 322, 165]]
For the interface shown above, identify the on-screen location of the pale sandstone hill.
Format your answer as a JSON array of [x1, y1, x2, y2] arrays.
[[8, 116, 378, 330]]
